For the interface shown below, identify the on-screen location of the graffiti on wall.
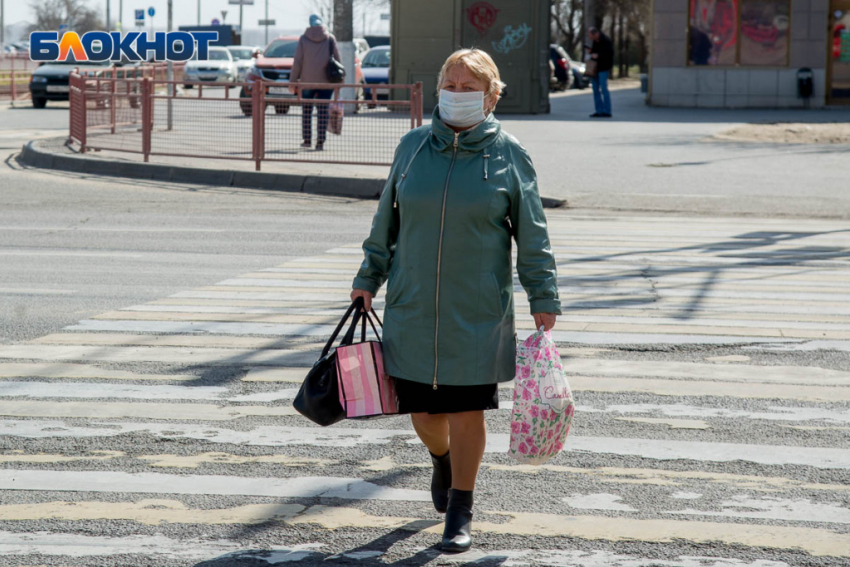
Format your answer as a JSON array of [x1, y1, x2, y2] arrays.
[[466, 2, 500, 37], [491, 23, 532, 54]]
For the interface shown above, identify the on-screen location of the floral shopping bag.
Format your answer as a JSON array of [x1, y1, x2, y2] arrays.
[[508, 328, 575, 465]]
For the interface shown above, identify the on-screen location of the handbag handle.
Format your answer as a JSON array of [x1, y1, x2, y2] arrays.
[[319, 297, 364, 359], [349, 305, 383, 343], [320, 298, 384, 359]]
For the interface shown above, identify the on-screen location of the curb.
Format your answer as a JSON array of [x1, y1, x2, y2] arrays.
[[17, 138, 568, 208]]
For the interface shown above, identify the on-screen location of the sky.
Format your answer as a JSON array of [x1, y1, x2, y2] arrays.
[[3, 0, 390, 40]]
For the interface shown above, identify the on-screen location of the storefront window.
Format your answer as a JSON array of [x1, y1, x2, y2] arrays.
[[689, 0, 739, 66], [739, 0, 790, 66], [689, 0, 791, 66]]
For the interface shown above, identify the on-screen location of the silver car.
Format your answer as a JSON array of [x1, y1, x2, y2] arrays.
[[227, 45, 261, 82], [183, 47, 237, 87]]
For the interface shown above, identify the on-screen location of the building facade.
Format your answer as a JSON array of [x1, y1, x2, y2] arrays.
[[649, 0, 850, 108]]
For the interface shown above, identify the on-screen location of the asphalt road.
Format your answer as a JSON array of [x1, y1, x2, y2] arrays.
[[1, 100, 849, 566]]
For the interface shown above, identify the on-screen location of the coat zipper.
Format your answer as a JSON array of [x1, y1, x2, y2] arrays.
[[433, 131, 459, 390]]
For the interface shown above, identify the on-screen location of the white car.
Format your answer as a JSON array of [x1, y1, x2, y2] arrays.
[[227, 45, 261, 82], [183, 47, 237, 87]]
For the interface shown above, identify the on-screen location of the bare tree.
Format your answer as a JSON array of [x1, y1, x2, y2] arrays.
[[551, 0, 584, 59], [30, 0, 103, 34]]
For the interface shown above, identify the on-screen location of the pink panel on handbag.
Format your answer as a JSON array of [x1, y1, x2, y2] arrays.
[[373, 342, 399, 414], [336, 342, 394, 418]]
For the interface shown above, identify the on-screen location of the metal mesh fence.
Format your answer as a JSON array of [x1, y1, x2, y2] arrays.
[[68, 75, 423, 168], [262, 97, 413, 166], [0, 70, 31, 102], [150, 93, 253, 160]]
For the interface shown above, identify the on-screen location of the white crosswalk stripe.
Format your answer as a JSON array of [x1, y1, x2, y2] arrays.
[[1, 213, 848, 565]]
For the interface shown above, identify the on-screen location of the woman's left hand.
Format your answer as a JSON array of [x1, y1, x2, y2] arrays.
[[533, 313, 557, 332]]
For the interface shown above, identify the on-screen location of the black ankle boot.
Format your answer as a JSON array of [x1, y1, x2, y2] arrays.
[[429, 450, 452, 513], [441, 488, 473, 552]]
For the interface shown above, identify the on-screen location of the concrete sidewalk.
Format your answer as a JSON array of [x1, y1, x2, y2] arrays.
[[15, 82, 850, 216]]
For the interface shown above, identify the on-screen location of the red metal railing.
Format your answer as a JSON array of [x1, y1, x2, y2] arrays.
[[68, 73, 424, 169], [0, 55, 35, 102]]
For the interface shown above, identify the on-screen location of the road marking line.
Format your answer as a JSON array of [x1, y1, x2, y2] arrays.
[[0, 499, 305, 525], [1, 420, 846, 469], [138, 452, 332, 469], [562, 359, 850, 386], [0, 363, 196, 381], [0, 470, 430, 502], [292, 505, 850, 558], [668, 494, 850, 524], [0, 288, 77, 295], [0, 531, 247, 560], [0, 450, 123, 464], [613, 417, 711, 430], [0, 401, 299, 420], [62, 320, 804, 345]]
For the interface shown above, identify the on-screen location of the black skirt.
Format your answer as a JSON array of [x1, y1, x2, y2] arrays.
[[393, 377, 500, 414]]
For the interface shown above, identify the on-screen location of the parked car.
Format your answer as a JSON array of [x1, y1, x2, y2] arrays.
[[227, 45, 261, 82], [239, 35, 366, 116], [353, 38, 370, 62], [549, 44, 573, 91], [570, 60, 590, 89], [361, 45, 390, 108], [183, 47, 237, 88], [28, 57, 113, 108]]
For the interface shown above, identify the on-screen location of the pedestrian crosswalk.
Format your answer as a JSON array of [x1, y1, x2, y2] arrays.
[[1, 213, 849, 565]]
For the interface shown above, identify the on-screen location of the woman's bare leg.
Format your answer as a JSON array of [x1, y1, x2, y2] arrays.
[[410, 412, 450, 456], [446, 411, 486, 490]]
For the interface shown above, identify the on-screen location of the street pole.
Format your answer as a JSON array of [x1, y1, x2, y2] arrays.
[[265, 0, 269, 44], [167, 0, 173, 131], [333, 0, 354, 113], [583, 0, 595, 59], [106, 0, 111, 31], [197, 0, 201, 25], [119, 0, 123, 33], [239, 3, 243, 41], [1, 0, 5, 52]]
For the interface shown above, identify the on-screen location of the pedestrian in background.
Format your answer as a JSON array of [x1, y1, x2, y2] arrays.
[[587, 27, 614, 118], [289, 14, 341, 151], [350, 48, 560, 552]]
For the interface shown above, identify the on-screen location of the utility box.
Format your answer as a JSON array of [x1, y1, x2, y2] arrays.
[[390, 0, 550, 114]]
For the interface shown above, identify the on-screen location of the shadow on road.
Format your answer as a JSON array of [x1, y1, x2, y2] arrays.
[[557, 228, 850, 321], [192, 521, 509, 567]]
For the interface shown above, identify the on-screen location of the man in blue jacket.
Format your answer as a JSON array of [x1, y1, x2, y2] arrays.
[[587, 27, 614, 118]]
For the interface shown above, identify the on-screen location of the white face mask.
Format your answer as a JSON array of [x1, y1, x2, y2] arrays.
[[439, 89, 486, 128]]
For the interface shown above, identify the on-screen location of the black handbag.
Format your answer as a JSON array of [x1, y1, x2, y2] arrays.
[[293, 297, 376, 426], [326, 37, 345, 84]]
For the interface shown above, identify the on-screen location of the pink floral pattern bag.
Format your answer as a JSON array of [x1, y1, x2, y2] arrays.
[[509, 328, 575, 465]]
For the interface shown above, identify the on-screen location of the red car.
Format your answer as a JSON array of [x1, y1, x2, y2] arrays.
[[239, 35, 364, 116]]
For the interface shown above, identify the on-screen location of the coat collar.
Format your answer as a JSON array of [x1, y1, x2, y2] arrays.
[[430, 107, 501, 153]]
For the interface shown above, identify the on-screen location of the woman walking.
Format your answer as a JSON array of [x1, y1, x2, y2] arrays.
[[350, 49, 560, 552]]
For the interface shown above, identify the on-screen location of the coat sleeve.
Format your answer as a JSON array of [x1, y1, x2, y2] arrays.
[[331, 36, 342, 63], [290, 38, 304, 82], [351, 145, 404, 295], [508, 144, 562, 315]]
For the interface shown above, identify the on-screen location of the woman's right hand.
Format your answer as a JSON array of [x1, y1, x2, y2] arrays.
[[350, 289, 374, 312]]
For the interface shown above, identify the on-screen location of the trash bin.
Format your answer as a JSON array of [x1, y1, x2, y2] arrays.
[[797, 67, 814, 99]]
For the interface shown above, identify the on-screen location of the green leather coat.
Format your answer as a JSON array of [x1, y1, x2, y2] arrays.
[[353, 109, 561, 388]]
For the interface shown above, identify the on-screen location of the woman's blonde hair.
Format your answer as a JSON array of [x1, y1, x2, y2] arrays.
[[437, 48, 506, 98]]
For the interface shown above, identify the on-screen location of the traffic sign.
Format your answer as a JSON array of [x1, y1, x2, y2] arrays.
[[147, 7, 155, 17], [58, 23, 69, 33], [228, 0, 254, 4], [258, 19, 276, 26], [380, 13, 391, 20], [211, 18, 221, 26], [134, 9, 144, 26]]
